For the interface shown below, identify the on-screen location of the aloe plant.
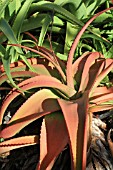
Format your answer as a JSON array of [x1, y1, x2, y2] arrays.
[[0, 7, 113, 170], [0, 0, 113, 90]]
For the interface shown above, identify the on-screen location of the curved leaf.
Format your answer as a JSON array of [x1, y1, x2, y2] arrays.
[[37, 112, 68, 170], [0, 18, 36, 89], [0, 89, 60, 139], [77, 52, 102, 92], [58, 91, 89, 170], [89, 104, 113, 113], [91, 61, 113, 94], [14, 75, 75, 97], [0, 75, 75, 126], [0, 0, 10, 17], [91, 86, 113, 96], [38, 14, 52, 46], [0, 71, 38, 85], [12, 0, 33, 39], [67, 7, 113, 88], [9, 44, 66, 81], [0, 135, 39, 155]]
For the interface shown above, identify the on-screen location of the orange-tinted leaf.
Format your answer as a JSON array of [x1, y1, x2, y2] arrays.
[[9, 44, 66, 81], [0, 71, 38, 85], [0, 135, 39, 154], [0, 57, 63, 80], [72, 52, 91, 75], [89, 104, 113, 112], [86, 59, 106, 92], [91, 86, 113, 96], [14, 75, 75, 97], [0, 76, 75, 126], [67, 7, 113, 88], [72, 52, 104, 92], [58, 91, 89, 170], [78, 52, 103, 92], [0, 58, 38, 72], [37, 112, 68, 170], [0, 89, 60, 139], [90, 91, 113, 105], [91, 61, 113, 93], [89, 86, 113, 112]]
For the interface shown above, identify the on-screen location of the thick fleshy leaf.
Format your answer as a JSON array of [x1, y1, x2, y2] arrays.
[[77, 52, 103, 92], [0, 63, 61, 85], [58, 91, 89, 170], [0, 75, 75, 125], [0, 71, 38, 85], [13, 75, 75, 97], [37, 112, 68, 170], [72, 52, 91, 76], [91, 86, 113, 96], [0, 57, 62, 80], [38, 14, 52, 46], [85, 59, 107, 91], [9, 44, 66, 82], [73, 52, 103, 75], [0, 0, 10, 17], [90, 93, 113, 105], [12, 0, 33, 39], [72, 52, 105, 93], [91, 61, 113, 94], [89, 86, 113, 112], [0, 89, 60, 139], [0, 58, 39, 72], [89, 104, 113, 113], [66, 7, 113, 88], [0, 135, 39, 155], [0, 18, 36, 88]]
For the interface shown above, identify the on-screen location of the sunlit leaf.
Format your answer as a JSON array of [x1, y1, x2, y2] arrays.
[[0, 135, 39, 154], [0, 89, 60, 139], [37, 112, 68, 170], [58, 91, 89, 170]]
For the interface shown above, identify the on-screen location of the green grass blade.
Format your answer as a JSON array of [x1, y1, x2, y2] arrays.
[[30, 1, 110, 46], [0, 0, 10, 17], [0, 18, 36, 70], [12, 0, 33, 39], [21, 13, 47, 32], [0, 18, 36, 88], [1, 54, 21, 90], [38, 14, 52, 46], [31, 1, 84, 26]]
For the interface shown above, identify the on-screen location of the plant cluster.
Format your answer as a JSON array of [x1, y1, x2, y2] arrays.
[[0, 1, 113, 170], [0, 4, 113, 169]]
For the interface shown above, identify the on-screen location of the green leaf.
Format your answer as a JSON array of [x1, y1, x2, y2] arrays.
[[21, 13, 46, 32], [64, 22, 80, 56], [0, 18, 36, 88], [1, 54, 21, 90], [38, 14, 52, 46], [0, 0, 10, 18], [30, 1, 84, 27], [12, 0, 33, 39]]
